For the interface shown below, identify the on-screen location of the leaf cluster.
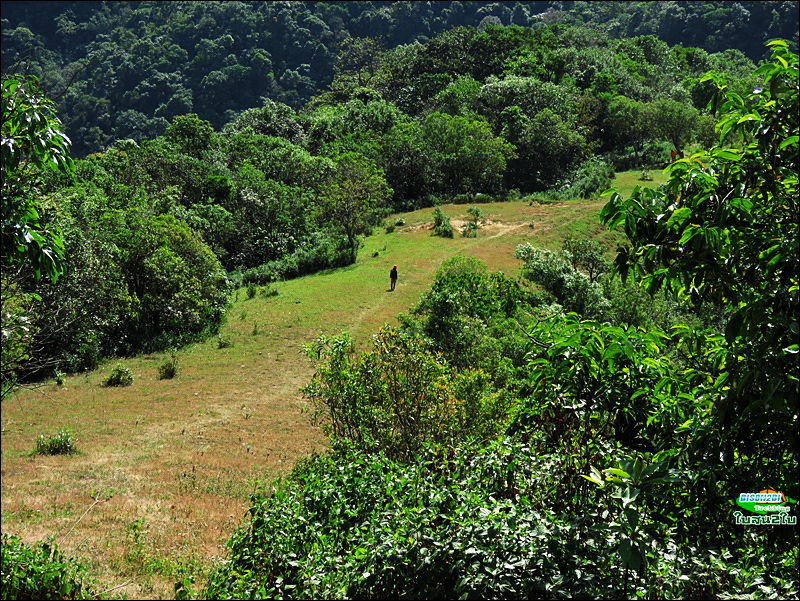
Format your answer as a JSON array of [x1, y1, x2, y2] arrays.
[[0, 534, 98, 600]]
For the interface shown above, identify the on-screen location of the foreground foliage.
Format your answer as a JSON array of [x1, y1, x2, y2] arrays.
[[0, 535, 99, 600], [602, 39, 799, 512], [205, 441, 614, 600]]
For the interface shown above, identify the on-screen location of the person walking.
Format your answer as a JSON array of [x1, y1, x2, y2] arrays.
[[389, 265, 398, 291]]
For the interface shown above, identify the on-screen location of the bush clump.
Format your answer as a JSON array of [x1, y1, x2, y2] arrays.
[[157, 354, 179, 380], [302, 326, 512, 461], [241, 233, 353, 285], [34, 428, 77, 456], [431, 206, 453, 238], [1, 535, 98, 600], [102, 364, 133, 387]]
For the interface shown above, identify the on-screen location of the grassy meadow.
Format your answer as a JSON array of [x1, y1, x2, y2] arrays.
[[0, 170, 667, 598]]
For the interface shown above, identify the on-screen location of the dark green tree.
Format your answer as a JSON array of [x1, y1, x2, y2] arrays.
[[165, 113, 215, 158], [601, 40, 798, 503]]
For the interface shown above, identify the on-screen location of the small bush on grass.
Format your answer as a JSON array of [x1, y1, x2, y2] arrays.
[[432, 206, 453, 238], [1, 534, 99, 600], [158, 354, 179, 380], [217, 336, 233, 349], [259, 284, 278, 298], [302, 326, 512, 461], [102, 364, 133, 387], [461, 221, 478, 237], [34, 428, 77, 456]]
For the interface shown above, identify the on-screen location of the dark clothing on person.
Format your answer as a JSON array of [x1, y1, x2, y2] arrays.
[[390, 266, 398, 291]]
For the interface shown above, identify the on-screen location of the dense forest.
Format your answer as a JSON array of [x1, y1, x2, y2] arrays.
[[1, 2, 798, 600], [6, 2, 791, 383], [2, 1, 797, 156]]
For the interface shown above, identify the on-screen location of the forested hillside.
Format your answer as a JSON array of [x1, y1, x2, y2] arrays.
[[5, 3, 785, 387], [2, 1, 797, 156]]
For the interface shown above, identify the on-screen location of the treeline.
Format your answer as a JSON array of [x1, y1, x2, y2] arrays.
[[0, 16, 775, 386], [2, 1, 796, 156]]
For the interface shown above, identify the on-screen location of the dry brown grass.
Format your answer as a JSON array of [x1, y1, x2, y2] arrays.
[[1, 191, 656, 598]]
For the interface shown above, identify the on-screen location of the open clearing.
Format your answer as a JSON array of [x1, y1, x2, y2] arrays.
[[0, 172, 665, 599]]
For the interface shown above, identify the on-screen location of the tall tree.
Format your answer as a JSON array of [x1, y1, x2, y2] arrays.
[[646, 97, 700, 153], [601, 40, 798, 497], [316, 152, 392, 262], [2, 75, 74, 399]]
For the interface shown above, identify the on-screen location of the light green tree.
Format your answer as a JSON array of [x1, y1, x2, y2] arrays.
[[316, 152, 392, 262]]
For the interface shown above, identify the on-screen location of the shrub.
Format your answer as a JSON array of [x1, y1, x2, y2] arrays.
[[203, 441, 618, 600], [259, 284, 278, 298], [102, 364, 133, 387], [431, 206, 453, 238], [384, 223, 395, 233], [302, 327, 511, 461], [409, 257, 525, 373], [558, 157, 615, 199], [561, 235, 609, 283], [1, 534, 98, 600], [466, 206, 483, 221], [217, 336, 233, 349], [246, 282, 258, 299], [241, 233, 353, 284], [34, 428, 77, 456], [461, 220, 478, 237], [157, 354, 179, 380], [515, 243, 611, 319], [452, 192, 493, 204]]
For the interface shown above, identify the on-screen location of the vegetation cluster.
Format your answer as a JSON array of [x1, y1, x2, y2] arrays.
[[4, 7, 791, 387], [1, 534, 99, 600]]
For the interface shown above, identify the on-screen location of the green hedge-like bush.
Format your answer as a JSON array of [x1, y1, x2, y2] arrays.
[[431, 206, 453, 238], [242, 233, 353, 284], [157, 354, 179, 380], [1, 535, 98, 600], [204, 440, 618, 600]]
